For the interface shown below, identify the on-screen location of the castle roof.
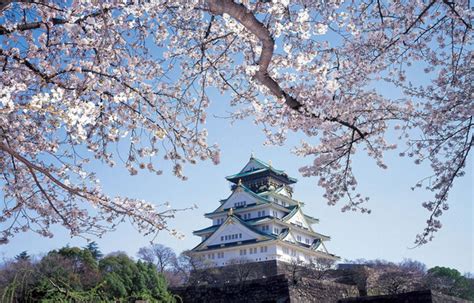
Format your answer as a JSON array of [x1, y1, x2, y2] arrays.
[[225, 156, 297, 184], [193, 216, 274, 236], [195, 215, 330, 240], [192, 213, 277, 251], [209, 183, 273, 214], [204, 198, 289, 218]]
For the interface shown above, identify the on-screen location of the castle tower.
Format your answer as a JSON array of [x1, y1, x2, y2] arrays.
[[191, 155, 338, 266]]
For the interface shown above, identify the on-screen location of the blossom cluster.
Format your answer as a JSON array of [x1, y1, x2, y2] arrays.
[[0, 0, 471, 244]]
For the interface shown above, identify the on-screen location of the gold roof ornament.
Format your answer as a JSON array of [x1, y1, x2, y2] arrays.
[[238, 178, 242, 186], [228, 207, 234, 216], [268, 159, 272, 167], [267, 179, 275, 191], [250, 151, 254, 159]]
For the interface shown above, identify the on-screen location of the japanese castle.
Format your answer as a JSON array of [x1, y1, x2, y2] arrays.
[[191, 155, 338, 267]]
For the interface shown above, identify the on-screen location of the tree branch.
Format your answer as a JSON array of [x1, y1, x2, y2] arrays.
[[205, 0, 367, 139]]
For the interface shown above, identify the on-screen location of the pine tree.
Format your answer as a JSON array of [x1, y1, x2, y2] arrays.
[[85, 242, 103, 260], [14, 251, 30, 262]]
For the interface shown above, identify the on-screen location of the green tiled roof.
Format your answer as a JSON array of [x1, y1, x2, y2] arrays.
[[281, 205, 318, 223], [225, 157, 297, 182], [192, 214, 276, 251], [204, 199, 291, 217], [225, 168, 267, 180], [281, 205, 300, 222], [193, 225, 219, 235], [194, 238, 276, 252], [195, 216, 275, 236], [278, 228, 290, 240], [207, 184, 273, 215], [311, 239, 322, 250], [304, 214, 319, 223]]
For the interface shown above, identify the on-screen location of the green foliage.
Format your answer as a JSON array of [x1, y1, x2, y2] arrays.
[[0, 245, 175, 303], [14, 251, 30, 262], [425, 266, 474, 300], [99, 254, 175, 302], [85, 241, 104, 260], [428, 266, 462, 280]]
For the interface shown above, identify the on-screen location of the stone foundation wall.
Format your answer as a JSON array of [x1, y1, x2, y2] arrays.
[[188, 260, 280, 285], [174, 261, 470, 303], [338, 289, 472, 303], [171, 274, 358, 303], [172, 274, 290, 303], [289, 279, 359, 303]]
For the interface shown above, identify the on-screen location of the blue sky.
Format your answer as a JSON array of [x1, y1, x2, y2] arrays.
[[1, 90, 472, 273], [0, 4, 471, 272]]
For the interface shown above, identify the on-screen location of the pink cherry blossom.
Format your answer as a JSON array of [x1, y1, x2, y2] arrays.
[[0, 0, 471, 245]]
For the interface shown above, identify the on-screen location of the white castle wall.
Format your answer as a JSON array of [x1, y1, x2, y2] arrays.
[[201, 244, 278, 267]]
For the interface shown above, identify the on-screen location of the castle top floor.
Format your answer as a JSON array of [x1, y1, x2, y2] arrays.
[[225, 155, 297, 195]]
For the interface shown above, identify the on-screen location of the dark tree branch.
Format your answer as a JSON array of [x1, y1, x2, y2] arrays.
[[205, 0, 368, 139]]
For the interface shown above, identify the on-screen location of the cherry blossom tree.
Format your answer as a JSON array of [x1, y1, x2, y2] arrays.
[[0, 0, 471, 245], [137, 243, 177, 273]]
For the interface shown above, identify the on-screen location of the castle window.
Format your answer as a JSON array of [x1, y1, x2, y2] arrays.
[[273, 227, 279, 234], [239, 233, 242, 238], [235, 201, 246, 208], [296, 235, 301, 242], [283, 247, 289, 254], [240, 249, 247, 256], [260, 246, 268, 253], [305, 238, 310, 244], [221, 236, 224, 241], [262, 210, 265, 216]]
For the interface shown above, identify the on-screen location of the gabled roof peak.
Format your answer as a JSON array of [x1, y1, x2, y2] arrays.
[[240, 156, 280, 174], [226, 156, 297, 185], [192, 212, 277, 251]]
